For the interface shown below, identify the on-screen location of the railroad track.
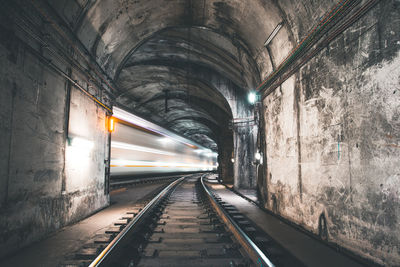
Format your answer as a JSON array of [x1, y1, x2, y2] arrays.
[[65, 174, 304, 267], [110, 174, 185, 188]]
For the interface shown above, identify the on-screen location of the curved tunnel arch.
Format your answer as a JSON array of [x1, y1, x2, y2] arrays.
[[72, 0, 298, 186], [114, 26, 262, 88], [75, 0, 294, 79], [2, 1, 398, 264]]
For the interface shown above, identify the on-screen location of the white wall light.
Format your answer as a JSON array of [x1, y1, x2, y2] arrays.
[[264, 21, 285, 47], [255, 150, 263, 165], [248, 91, 258, 104]]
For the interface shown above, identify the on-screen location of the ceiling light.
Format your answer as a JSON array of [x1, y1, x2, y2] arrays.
[[264, 21, 284, 47]]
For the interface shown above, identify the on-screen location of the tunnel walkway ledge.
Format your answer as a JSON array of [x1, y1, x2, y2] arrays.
[[0, 182, 170, 267], [205, 175, 377, 267]]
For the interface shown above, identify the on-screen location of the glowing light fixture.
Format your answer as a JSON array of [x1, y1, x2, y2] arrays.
[[231, 158, 235, 163], [255, 150, 263, 164], [264, 21, 284, 47], [108, 117, 116, 133], [248, 91, 257, 104]]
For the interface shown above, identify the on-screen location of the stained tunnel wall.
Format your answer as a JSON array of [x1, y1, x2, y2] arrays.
[[0, 3, 110, 257], [260, 1, 400, 265]]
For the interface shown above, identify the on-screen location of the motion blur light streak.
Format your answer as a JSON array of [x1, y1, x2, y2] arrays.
[[158, 137, 173, 144], [110, 107, 218, 177], [111, 141, 176, 156], [113, 107, 198, 148], [111, 160, 216, 169], [207, 152, 218, 157], [195, 149, 217, 157]]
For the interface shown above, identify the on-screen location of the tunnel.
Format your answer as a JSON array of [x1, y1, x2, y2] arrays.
[[0, 0, 399, 266]]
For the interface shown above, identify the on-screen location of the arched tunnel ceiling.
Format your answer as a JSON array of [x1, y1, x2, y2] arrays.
[[76, 0, 292, 77], [71, 0, 296, 150]]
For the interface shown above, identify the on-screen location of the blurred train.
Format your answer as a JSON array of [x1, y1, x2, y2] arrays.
[[110, 107, 218, 178]]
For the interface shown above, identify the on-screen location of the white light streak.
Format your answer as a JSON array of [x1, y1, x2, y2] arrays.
[[195, 149, 218, 158], [113, 107, 199, 149], [111, 159, 218, 169], [111, 141, 176, 156], [158, 137, 172, 144]]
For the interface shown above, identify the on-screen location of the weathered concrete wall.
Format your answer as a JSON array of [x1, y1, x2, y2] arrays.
[[217, 129, 234, 184], [0, 3, 110, 258], [262, 2, 400, 265], [204, 72, 257, 189], [65, 88, 109, 219], [233, 123, 258, 189], [205, 71, 257, 189]]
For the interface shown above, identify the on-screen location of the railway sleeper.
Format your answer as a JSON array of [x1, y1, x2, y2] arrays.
[[60, 187, 163, 267]]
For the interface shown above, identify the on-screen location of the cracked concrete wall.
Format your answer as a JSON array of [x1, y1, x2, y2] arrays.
[[262, 2, 400, 265], [0, 4, 110, 258]]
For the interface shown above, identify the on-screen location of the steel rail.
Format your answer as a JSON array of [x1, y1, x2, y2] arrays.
[[89, 176, 186, 267], [200, 175, 275, 267], [110, 174, 182, 187]]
